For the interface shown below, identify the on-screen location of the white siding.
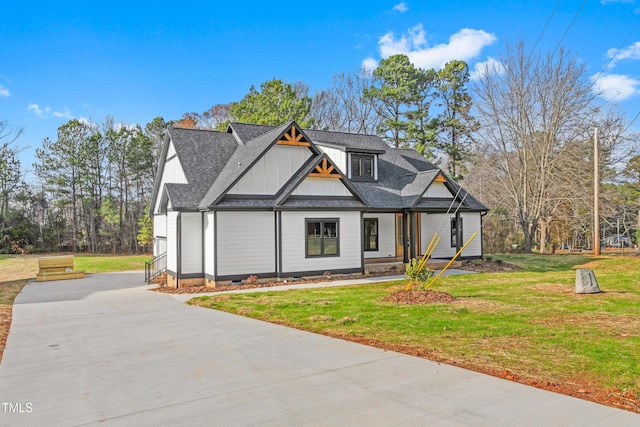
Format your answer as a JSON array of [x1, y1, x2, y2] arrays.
[[153, 150, 188, 213], [154, 238, 166, 257], [460, 212, 482, 257], [204, 212, 215, 276], [420, 212, 482, 258], [363, 213, 396, 259], [292, 177, 351, 196], [154, 214, 167, 238], [281, 211, 361, 274], [228, 145, 311, 195], [423, 182, 453, 198], [420, 213, 456, 259], [318, 146, 347, 173], [167, 139, 177, 158], [181, 212, 202, 275], [166, 212, 179, 273], [217, 212, 275, 276]]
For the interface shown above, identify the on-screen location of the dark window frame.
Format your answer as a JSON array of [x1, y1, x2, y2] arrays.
[[363, 218, 378, 251], [451, 217, 463, 248], [305, 218, 340, 258], [350, 153, 376, 182]]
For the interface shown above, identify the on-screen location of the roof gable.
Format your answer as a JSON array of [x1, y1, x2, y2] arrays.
[[276, 153, 368, 207], [199, 122, 321, 208]]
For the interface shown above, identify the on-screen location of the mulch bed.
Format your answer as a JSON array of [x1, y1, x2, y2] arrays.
[[152, 259, 521, 295]]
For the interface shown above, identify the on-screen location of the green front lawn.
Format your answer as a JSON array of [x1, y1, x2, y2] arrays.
[[190, 255, 640, 394]]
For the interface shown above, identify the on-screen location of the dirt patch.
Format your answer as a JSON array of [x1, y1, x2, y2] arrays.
[[0, 279, 30, 362], [383, 290, 456, 304], [461, 259, 521, 273]]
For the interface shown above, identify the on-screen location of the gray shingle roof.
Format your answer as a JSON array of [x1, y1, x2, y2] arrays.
[[198, 123, 293, 209], [161, 127, 238, 209], [157, 121, 487, 212]]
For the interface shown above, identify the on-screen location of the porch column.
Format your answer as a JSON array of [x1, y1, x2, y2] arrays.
[[409, 212, 416, 260], [402, 211, 409, 263]]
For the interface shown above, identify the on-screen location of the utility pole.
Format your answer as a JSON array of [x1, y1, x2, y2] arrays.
[[594, 127, 601, 256]]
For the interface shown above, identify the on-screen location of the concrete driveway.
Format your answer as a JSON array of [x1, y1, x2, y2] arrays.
[[0, 272, 638, 426]]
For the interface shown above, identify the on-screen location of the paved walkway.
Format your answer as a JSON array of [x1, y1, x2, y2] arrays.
[[0, 272, 638, 426]]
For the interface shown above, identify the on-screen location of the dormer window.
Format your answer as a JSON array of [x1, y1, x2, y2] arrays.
[[350, 153, 376, 182]]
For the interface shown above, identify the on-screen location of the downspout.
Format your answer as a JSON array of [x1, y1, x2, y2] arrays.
[[481, 211, 487, 259], [360, 211, 365, 273], [213, 211, 218, 282], [177, 211, 182, 285], [455, 211, 462, 255]]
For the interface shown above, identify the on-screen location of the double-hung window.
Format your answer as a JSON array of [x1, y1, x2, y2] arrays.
[[306, 219, 339, 257]]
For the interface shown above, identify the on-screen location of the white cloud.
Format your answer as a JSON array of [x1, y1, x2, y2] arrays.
[[600, 0, 634, 4], [27, 103, 51, 117], [362, 57, 379, 71], [53, 109, 73, 119], [78, 116, 91, 125], [0, 85, 8, 97], [592, 74, 640, 100], [393, 2, 408, 12], [378, 25, 497, 69], [606, 41, 640, 68], [471, 57, 505, 80]]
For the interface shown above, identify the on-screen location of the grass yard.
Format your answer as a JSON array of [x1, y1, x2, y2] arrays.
[[0, 253, 147, 362], [190, 254, 640, 412]]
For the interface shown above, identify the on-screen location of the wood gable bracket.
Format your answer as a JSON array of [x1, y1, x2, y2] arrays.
[[276, 126, 310, 147], [434, 173, 447, 183], [308, 158, 341, 179]]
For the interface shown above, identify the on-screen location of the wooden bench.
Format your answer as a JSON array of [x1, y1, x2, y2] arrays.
[[36, 255, 85, 282]]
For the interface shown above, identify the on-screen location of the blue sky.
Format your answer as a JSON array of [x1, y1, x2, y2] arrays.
[[2, 1, 639, 181]]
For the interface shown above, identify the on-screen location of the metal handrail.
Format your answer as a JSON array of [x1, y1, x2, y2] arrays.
[[145, 252, 167, 283]]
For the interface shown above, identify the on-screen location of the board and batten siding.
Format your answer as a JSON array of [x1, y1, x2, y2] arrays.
[[423, 182, 453, 198], [420, 212, 482, 258], [317, 146, 346, 174], [154, 214, 167, 238], [280, 211, 361, 274], [180, 212, 202, 275], [292, 177, 351, 196], [216, 211, 275, 276], [228, 145, 311, 195], [154, 238, 166, 257], [166, 211, 179, 273], [203, 212, 215, 276], [154, 140, 188, 213], [363, 213, 396, 258]]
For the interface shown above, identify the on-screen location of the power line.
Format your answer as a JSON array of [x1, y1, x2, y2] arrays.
[[552, 0, 588, 57], [592, 20, 640, 83], [621, 110, 640, 135], [529, 0, 561, 59]]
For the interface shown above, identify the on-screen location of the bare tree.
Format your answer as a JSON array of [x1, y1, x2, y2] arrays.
[[474, 42, 598, 252], [312, 67, 380, 134]]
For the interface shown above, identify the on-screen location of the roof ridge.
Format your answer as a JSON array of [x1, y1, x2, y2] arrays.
[[171, 126, 225, 134]]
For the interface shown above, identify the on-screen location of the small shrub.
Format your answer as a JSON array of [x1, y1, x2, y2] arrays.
[[405, 258, 434, 290]]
